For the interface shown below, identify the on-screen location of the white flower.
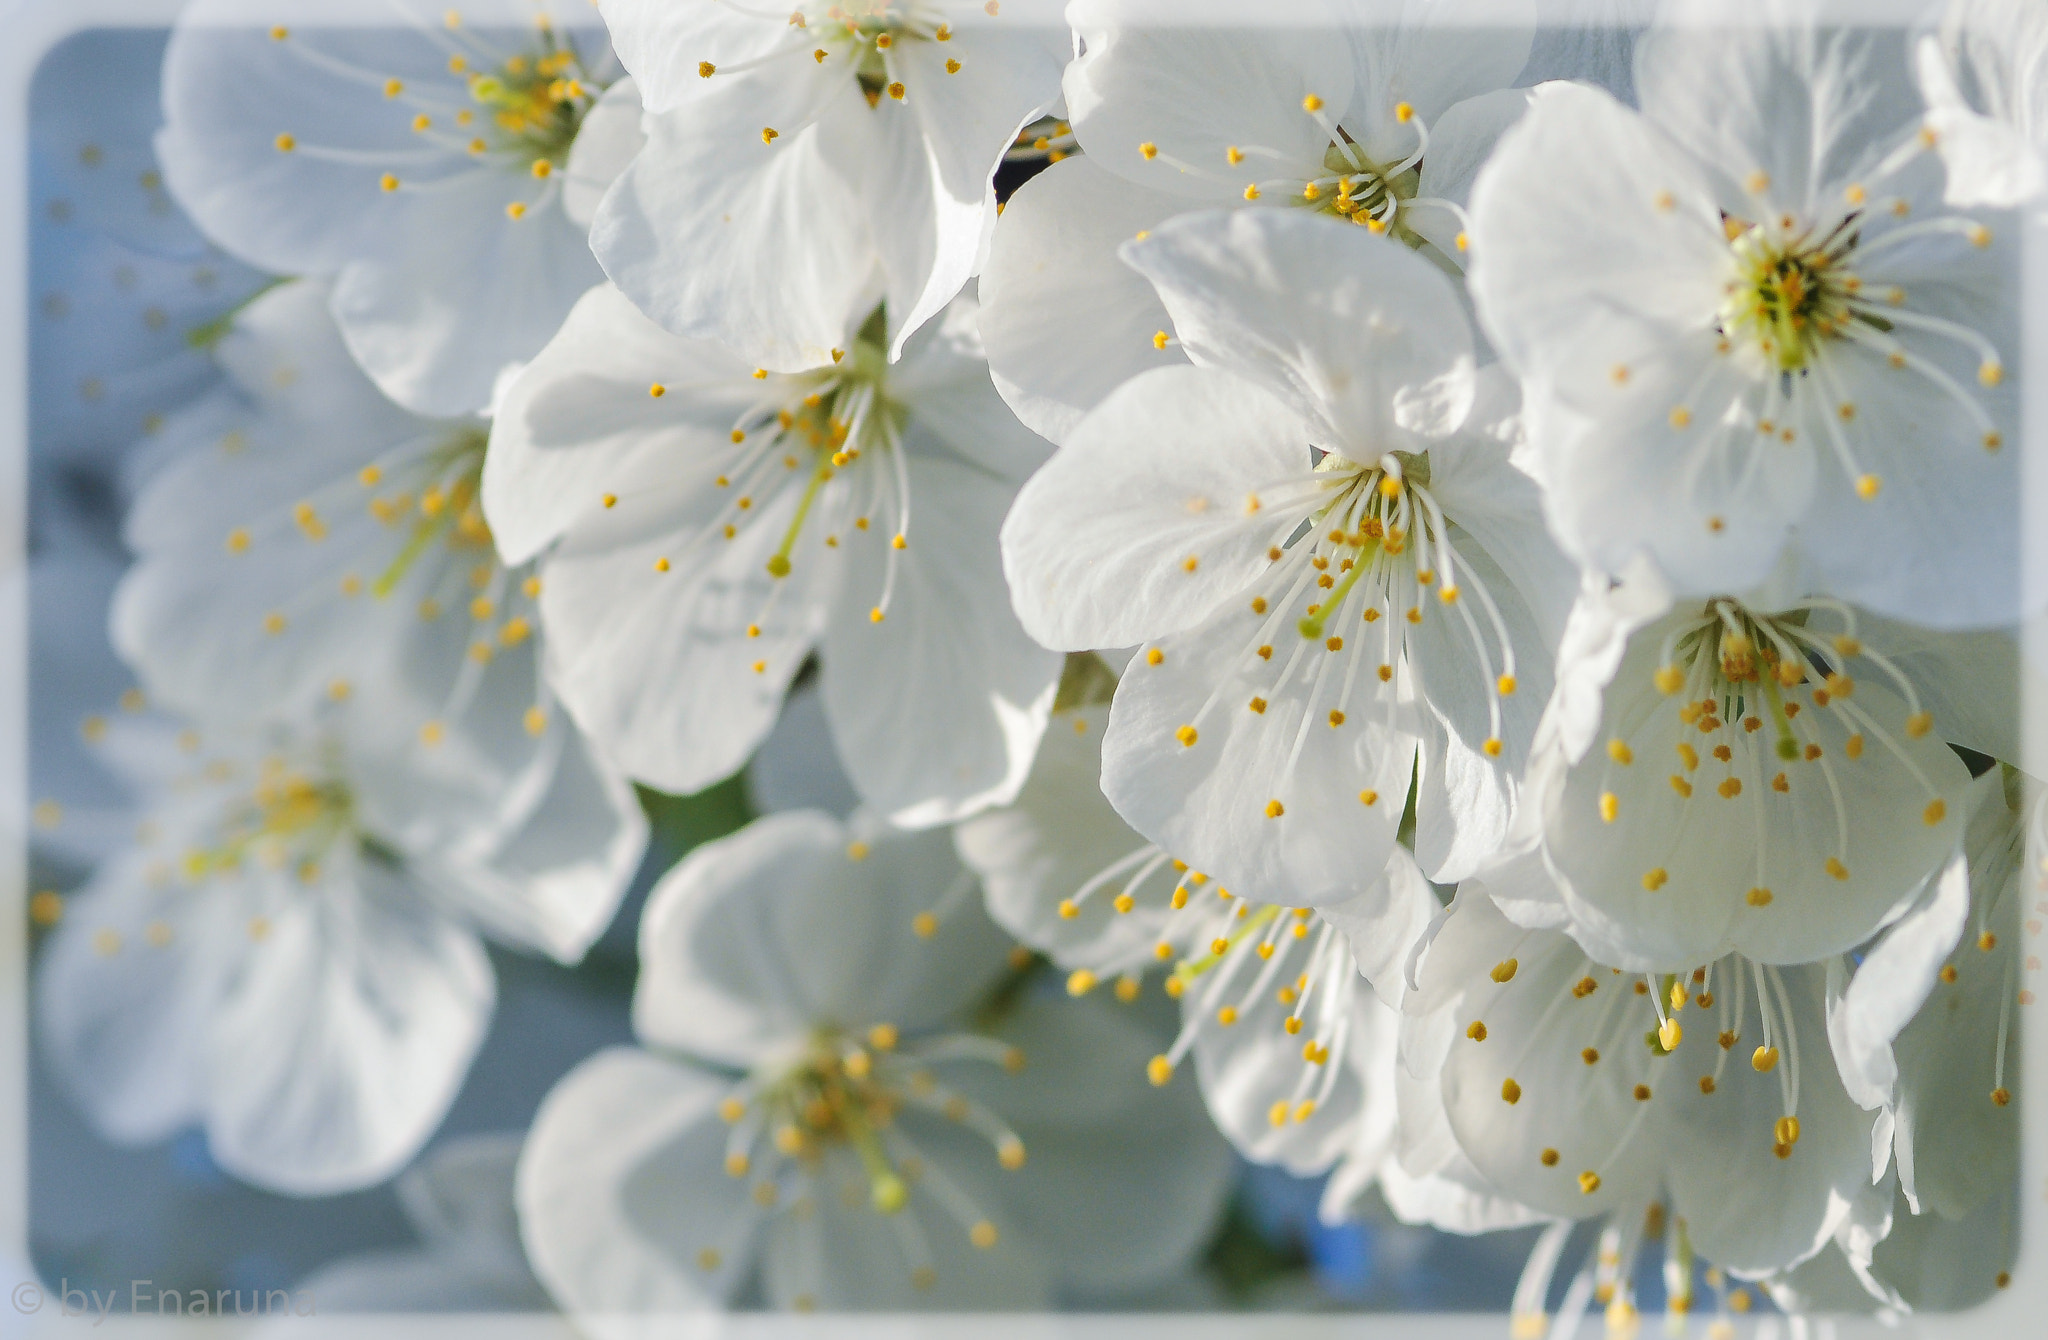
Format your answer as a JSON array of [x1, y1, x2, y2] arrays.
[[954, 703, 1435, 1193], [157, 0, 638, 416], [1490, 557, 2014, 972], [483, 284, 1061, 826], [288, 1133, 551, 1311], [515, 810, 1232, 1313], [1467, 0, 2022, 627], [1916, 0, 2048, 209], [36, 697, 643, 1195], [1000, 208, 1573, 909], [590, 0, 1066, 372], [979, 0, 1537, 443], [1401, 884, 1884, 1315], [111, 279, 631, 859]]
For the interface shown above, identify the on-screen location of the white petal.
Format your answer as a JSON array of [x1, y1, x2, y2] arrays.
[[482, 283, 762, 568], [35, 851, 242, 1146], [978, 157, 1191, 445], [1466, 81, 1731, 392], [565, 78, 648, 232], [205, 853, 495, 1195], [517, 1047, 758, 1313], [632, 812, 1014, 1066], [873, 32, 1064, 358], [935, 989, 1234, 1296], [822, 453, 1059, 826], [1123, 209, 1478, 449], [414, 726, 648, 964], [1336, 0, 1534, 162], [1916, 10, 2048, 209], [955, 709, 1174, 976], [1064, 2, 1354, 201], [885, 288, 1054, 486], [330, 172, 604, 417], [1635, 0, 1922, 217], [591, 76, 877, 373], [537, 482, 833, 796], [999, 365, 1312, 652], [1319, 844, 1444, 1005], [1099, 600, 1414, 909]]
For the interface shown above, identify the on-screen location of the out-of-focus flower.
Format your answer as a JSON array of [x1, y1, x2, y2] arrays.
[[1468, 0, 2021, 627], [516, 810, 1233, 1312], [1488, 558, 2011, 972], [980, 0, 1535, 443], [157, 0, 636, 416], [112, 279, 618, 856], [483, 284, 1060, 826], [957, 705, 1432, 1204], [591, 0, 1066, 371], [1915, 0, 2048, 210], [1002, 209, 1572, 908], [30, 28, 270, 477], [36, 695, 644, 1195]]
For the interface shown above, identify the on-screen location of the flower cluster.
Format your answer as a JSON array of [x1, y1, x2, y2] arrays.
[[28, 0, 2041, 1324]]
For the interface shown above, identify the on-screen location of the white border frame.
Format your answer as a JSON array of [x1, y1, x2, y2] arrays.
[[0, 1, 2036, 1335]]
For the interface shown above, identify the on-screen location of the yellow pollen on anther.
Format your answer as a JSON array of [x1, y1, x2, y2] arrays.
[[1856, 474, 1881, 500], [380, 173, 400, 192], [1599, 792, 1619, 823], [1924, 799, 1947, 826], [1147, 1055, 1173, 1086], [1579, 1171, 1602, 1195], [274, 133, 296, 152], [1654, 666, 1684, 694], [1265, 799, 1284, 818], [1501, 1078, 1522, 1104], [1905, 711, 1933, 738], [1467, 1020, 1488, 1041], [1825, 857, 1849, 880], [1753, 1046, 1780, 1072], [1747, 887, 1774, 907], [1643, 868, 1668, 891], [1066, 969, 1097, 997]]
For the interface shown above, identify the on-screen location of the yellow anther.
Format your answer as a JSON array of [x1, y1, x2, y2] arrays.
[[1642, 868, 1668, 891], [1855, 474, 1881, 500], [1752, 1046, 1780, 1072], [887, 82, 905, 100], [1774, 1116, 1800, 1146], [1466, 1020, 1488, 1042], [1924, 799, 1946, 826], [699, 61, 716, 77], [911, 911, 939, 938], [1139, 141, 1158, 160], [1654, 666, 1684, 694], [380, 173, 400, 192], [1825, 856, 1849, 880], [1746, 887, 1773, 907], [1152, 330, 1170, 349], [1579, 1171, 1602, 1195], [1992, 1087, 2012, 1106], [1980, 361, 2004, 386], [523, 706, 546, 735], [1147, 1055, 1173, 1086], [1599, 792, 1619, 823], [1394, 101, 1414, 122], [506, 201, 527, 219], [970, 1221, 999, 1249], [892, 533, 907, 550], [1439, 585, 1460, 605], [1482, 737, 1503, 758], [946, 58, 961, 73], [274, 133, 296, 152], [1497, 674, 1517, 696], [1216, 1006, 1238, 1026], [1358, 789, 1379, 806], [1066, 969, 1098, 997], [226, 528, 251, 554], [725, 1152, 750, 1178], [1490, 958, 1518, 984], [1264, 799, 1284, 818], [1501, 1078, 1522, 1104], [1979, 931, 1997, 951], [1243, 184, 1260, 201], [1226, 146, 1244, 165], [1905, 711, 1933, 739], [654, 557, 671, 573], [1303, 94, 1325, 114], [1717, 777, 1742, 799], [1659, 1018, 1682, 1050]]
